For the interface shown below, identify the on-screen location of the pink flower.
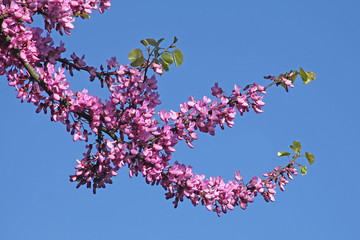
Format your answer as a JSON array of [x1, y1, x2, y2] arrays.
[[152, 63, 163, 74], [235, 170, 242, 181]]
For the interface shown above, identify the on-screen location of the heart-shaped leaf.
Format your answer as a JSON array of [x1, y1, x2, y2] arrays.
[[128, 48, 142, 63], [173, 49, 183, 67], [305, 152, 315, 165], [130, 56, 145, 67], [162, 53, 173, 65]]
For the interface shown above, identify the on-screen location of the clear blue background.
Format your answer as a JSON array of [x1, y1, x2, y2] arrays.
[[1, 0, 359, 239]]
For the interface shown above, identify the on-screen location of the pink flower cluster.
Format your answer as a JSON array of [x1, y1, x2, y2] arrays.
[[1, 0, 300, 216]]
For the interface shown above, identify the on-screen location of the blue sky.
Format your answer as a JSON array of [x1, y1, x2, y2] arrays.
[[1, 0, 359, 239]]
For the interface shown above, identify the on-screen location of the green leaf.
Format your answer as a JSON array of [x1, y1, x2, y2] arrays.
[[308, 71, 316, 80], [300, 166, 307, 175], [146, 38, 157, 47], [81, 13, 90, 19], [278, 151, 291, 157], [299, 67, 311, 84], [173, 49, 184, 67], [292, 141, 302, 153], [162, 53, 173, 65], [162, 63, 169, 72], [128, 48, 142, 63], [305, 152, 315, 165], [140, 40, 148, 46], [160, 59, 169, 72], [157, 38, 165, 46], [153, 47, 160, 58], [299, 67, 307, 79], [130, 56, 145, 67], [173, 36, 178, 44]]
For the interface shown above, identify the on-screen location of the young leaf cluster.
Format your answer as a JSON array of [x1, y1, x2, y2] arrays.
[[276, 67, 316, 91], [278, 141, 315, 175], [128, 37, 183, 73], [72, 11, 90, 19], [299, 67, 316, 84]]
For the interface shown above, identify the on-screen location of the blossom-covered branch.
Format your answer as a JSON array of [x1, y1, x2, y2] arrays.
[[0, 0, 315, 216]]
